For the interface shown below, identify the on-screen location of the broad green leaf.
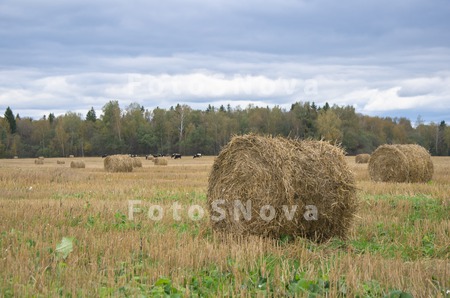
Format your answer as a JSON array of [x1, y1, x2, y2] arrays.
[[55, 237, 74, 259]]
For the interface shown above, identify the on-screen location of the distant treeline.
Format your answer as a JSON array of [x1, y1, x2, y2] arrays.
[[1, 101, 449, 158]]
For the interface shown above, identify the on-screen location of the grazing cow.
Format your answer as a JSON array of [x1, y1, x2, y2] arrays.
[[193, 153, 202, 159], [101, 154, 108, 158], [172, 153, 182, 159]]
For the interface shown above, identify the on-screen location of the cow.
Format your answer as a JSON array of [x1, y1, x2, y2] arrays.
[[193, 153, 202, 159], [101, 154, 108, 158], [172, 153, 182, 159]]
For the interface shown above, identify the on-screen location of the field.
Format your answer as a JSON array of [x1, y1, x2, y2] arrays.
[[0, 156, 449, 297]]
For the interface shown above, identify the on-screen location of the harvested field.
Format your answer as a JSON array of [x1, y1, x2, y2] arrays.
[[0, 155, 448, 297]]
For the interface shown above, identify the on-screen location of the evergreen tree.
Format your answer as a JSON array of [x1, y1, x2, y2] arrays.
[[48, 113, 55, 124], [437, 121, 447, 156], [86, 107, 97, 122], [4, 107, 16, 134]]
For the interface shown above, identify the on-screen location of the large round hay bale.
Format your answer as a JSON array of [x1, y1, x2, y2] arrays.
[[132, 157, 143, 168], [104, 155, 133, 172], [35, 159, 44, 165], [70, 161, 85, 168], [153, 158, 168, 166], [368, 144, 433, 183], [57, 160, 66, 165], [355, 153, 370, 164], [207, 135, 357, 242]]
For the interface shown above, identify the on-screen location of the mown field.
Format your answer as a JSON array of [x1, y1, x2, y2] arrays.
[[0, 156, 449, 297]]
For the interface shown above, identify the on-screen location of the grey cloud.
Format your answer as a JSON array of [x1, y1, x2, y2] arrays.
[[2, 0, 449, 64], [1, 0, 450, 123]]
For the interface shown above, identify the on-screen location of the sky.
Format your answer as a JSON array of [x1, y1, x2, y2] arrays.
[[1, 0, 449, 123]]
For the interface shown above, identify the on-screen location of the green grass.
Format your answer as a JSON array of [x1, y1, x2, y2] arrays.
[[350, 194, 450, 260]]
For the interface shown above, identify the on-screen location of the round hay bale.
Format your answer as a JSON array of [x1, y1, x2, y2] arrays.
[[57, 160, 66, 165], [207, 134, 357, 242], [35, 159, 44, 165], [69, 155, 75, 158], [153, 157, 168, 166], [38, 156, 44, 160], [355, 153, 370, 164], [13, 156, 18, 159], [132, 157, 143, 168], [146, 155, 154, 161], [368, 144, 433, 183], [70, 161, 85, 168], [104, 155, 133, 172]]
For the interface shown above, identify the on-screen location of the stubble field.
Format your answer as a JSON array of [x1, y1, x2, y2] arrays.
[[0, 156, 449, 297]]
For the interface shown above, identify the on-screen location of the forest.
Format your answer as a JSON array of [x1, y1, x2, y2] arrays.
[[1, 100, 449, 158]]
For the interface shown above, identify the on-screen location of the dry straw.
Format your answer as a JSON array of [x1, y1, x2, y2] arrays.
[[34, 159, 44, 165], [132, 157, 143, 168], [355, 153, 370, 164], [57, 160, 66, 165], [70, 161, 85, 168], [104, 155, 133, 172], [368, 144, 433, 183], [153, 158, 168, 166], [207, 134, 357, 242]]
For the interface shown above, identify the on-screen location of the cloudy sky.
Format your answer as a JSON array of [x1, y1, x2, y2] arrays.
[[1, 0, 449, 123]]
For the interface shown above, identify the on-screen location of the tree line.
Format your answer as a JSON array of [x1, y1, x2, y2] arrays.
[[1, 101, 449, 158]]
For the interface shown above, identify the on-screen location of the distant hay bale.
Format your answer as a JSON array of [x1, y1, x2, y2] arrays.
[[368, 144, 433, 183], [38, 156, 44, 160], [35, 159, 44, 165], [70, 161, 85, 168], [69, 155, 74, 158], [146, 155, 154, 161], [153, 158, 168, 166], [355, 153, 370, 164], [104, 155, 133, 172], [57, 160, 66, 165], [13, 156, 18, 159], [207, 134, 357, 242], [132, 157, 143, 168]]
